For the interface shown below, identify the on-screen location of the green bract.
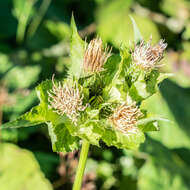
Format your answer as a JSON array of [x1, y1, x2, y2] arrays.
[[1, 16, 170, 152]]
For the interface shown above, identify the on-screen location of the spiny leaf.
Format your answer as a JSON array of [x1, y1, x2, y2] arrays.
[[1, 105, 46, 129], [69, 14, 85, 78]]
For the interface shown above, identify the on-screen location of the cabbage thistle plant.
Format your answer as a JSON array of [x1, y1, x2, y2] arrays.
[[2, 16, 170, 190]]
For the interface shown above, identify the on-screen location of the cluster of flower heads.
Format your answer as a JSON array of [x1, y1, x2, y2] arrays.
[[48, 77, 87, 125], [48, 37, 167, 134], [132, 37, 167, 71]]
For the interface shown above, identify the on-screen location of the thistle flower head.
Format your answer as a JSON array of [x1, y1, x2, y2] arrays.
[[48, 77, 87, 125], [132, 37, 167, 71], [83, 38, 111, 73], [110, 102, 143, 134]]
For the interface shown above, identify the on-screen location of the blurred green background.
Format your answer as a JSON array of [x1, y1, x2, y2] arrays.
[[1, 0, 190, 189]]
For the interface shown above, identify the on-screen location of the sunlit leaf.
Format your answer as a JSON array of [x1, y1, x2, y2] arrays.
[[69, 15, 85, 78]]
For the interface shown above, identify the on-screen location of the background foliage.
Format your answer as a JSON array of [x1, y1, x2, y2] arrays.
[[1, 0, 190, 189]]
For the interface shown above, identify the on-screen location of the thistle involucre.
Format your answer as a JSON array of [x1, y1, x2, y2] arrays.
[[48, 78, 86, 125], [110, 103, 142, 134], [132, 38, 167, 71], [83, 38, 111, 73]]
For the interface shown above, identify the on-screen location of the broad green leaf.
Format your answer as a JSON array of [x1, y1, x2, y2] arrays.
[[69, 15, 85, 78], [47, 122, 79, 152], [129, 15, 142, 43], [66, 120, 104, 146], [139, 137, 190, 190], [142, 91, 190, 148], [0, 143, 53, 190]]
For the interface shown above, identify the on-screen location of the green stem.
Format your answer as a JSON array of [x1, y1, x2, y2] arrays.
[[72, 140, 90, 190]]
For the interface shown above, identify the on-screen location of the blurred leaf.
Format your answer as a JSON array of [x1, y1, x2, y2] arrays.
[[4, 65, 41, 89], [13, 0, 37, 42], [139, 137, 190, 190], [142, 89, 190, 149], [97, 0, 160, 47], [45, 20, 71, 40], [0, 143, 53, 190], [160, 0, 190, 19]]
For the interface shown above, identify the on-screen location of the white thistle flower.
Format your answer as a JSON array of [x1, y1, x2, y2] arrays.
[[132, 37, 167, 71], [83, 38, 111, 73], [110, 102, 143, 134], [48, 77, 87, 125]]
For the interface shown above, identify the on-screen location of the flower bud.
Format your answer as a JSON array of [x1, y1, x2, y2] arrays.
[[110, 102, 142, 134], [48, 77, 86, 125], [83, 38, 111, 73], [132, 38, 167, 71]]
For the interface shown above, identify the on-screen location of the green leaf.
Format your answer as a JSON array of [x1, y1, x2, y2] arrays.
[[142, 91, 190, 148], [36, 79, 52, 104], [157, 72, 174, 83], [2, 80, 80, 153], [1, 105, 46, 129], [139, 137, 190, 190], [137, 116, 170, 132], [69, 15, 85, 78], [47, 122, 79, 152], [129, 15, 143, 43], [0, 143, 53, 190], [97, 1, 160, 48], [36, 80, 80, 152], [101, 121, 145, 150], [129, 70, 160, 102], [45, 20, 71, 40], [4, 65, 41, 89], [103, 54, 121, 85]]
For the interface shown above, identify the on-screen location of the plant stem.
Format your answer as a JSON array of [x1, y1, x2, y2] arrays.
[[72, 140, 90, 190]]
